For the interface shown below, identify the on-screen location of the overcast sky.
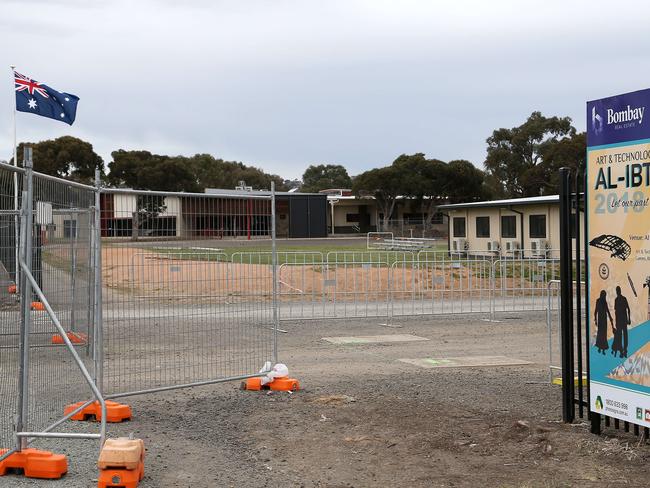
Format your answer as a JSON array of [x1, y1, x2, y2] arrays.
[[2, 0, 650, 180]]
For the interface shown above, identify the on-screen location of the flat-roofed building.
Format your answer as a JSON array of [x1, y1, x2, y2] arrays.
[[438, 195, 584, 259]]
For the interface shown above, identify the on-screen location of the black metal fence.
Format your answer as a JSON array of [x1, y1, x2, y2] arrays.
[[559, 166, 650, 439]]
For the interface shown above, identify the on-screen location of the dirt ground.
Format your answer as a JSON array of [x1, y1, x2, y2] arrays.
[[3, 312, 649, 487]]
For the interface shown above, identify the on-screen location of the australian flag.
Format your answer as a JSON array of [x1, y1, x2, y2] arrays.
[[14, 71, 79, 125]]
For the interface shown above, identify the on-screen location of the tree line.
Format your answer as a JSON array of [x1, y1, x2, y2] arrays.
[[13, 139, 287, 192], [10, 111, 585, 205]]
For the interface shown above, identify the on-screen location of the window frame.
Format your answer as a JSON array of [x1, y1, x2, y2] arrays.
[[475, 216, 490, 238], [452, 217, 466, 238], [529, 214, 547, 239], [500, 215, 517, 239]]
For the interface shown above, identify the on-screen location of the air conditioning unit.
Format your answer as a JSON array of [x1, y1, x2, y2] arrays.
[[530, 239, 548, 257], [487, 241, 500, 252], [452, 239, 467, 252], [505, 240, 520, 253]]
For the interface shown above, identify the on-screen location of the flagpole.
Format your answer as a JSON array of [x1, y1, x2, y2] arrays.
[[10, 65, 19, 292]]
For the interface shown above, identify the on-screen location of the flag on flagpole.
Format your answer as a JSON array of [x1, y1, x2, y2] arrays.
[[14, 71, 79, 125]]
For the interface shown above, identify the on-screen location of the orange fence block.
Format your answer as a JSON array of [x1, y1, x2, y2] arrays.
[[269, 377, 300, 391], [65, 400, 132, 423], [98, 465, 144, 488], [97, 438, 145, 488], [52, 331, 88, 345], [0, 448, 68, 479], [7, 284, 16, 294], [30, 301, 45, 311], [242, 376, 300, 392]]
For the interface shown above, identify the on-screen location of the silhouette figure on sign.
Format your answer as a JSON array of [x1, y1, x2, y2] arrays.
[[594, 290, 613, 355], [612, 286, 630, 358]]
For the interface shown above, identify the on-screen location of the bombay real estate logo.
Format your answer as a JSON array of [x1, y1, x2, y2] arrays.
[[592, 104, 646, 135]]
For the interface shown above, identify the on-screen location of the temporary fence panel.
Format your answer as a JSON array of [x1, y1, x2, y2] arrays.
[[24, 171, 101, 441], [278, 262, 328, 320], [547, 280, 562, 383], [101, 190, 277, 398], [0, 164, 22, 456], [493, 257, 561, 313], [547, 279, 586, 383], [278, 260, 391, 320], [324, 260, 390, 319], [0, 158, 105, 463], [390, 259, 493, 318]]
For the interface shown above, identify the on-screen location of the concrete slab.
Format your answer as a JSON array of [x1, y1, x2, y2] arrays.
[[322, 334, 429, 345], [398, 355, 531, 369]]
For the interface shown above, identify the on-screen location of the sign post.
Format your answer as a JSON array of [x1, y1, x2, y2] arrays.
[[588, 89, 650, 427]]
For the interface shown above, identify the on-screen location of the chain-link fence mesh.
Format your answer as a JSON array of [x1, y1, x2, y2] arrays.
[[0, 164, 21, 452], [100, 190, 276, 397], [26, 172, 98, 442]]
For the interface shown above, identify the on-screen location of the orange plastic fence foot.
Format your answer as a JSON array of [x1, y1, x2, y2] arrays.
[[97, 464, 144, 488], [97, 438, 145, 488], [52, 331, 88, 345], [30, 301, 45, 311], [65, 401, 132, 423], [269, 377, 300, 391], [241, 376, 300, 392], [0, 448, 68, 479]]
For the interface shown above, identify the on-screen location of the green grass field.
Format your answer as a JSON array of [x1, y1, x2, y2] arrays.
[[142, 242, 448, 265]]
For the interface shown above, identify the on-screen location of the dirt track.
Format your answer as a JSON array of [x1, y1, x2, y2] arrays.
[[4, 312, 649, 487]]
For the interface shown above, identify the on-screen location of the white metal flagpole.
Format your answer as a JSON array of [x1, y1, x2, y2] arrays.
[[10, 65, 19, 292]]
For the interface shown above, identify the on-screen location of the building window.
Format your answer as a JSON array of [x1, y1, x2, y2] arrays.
[[63, 220, 77, 239], [529, 214, 547, 238], [346, 213, 360, 223], [501, 215, 516, 238], [452, 217, 466, 237], [476, 216, 490, 238]]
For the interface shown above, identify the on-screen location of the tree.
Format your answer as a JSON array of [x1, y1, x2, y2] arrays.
[[353, 154, 490, 224], [189, 153, 287, 191], [109, 151, 288, 192], [15, 136, 104, 183], [522, 132, 586, 195], [392, 153, 448, 225], [108, 150, 199, 192], [445, 159, 490, 203], [484, 112, 576, 198], [352, 166, 402, 222], [301, 164, 352, 193]]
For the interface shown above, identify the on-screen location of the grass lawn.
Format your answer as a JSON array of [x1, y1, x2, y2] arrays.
[[139, 242, 448, 265]]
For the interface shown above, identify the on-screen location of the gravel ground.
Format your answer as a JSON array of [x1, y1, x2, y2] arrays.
[[3, 312, 649, 487]]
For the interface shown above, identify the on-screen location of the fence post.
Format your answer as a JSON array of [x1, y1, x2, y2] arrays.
[[490, 260, 496, 321], [271, 182, 278, 364], [574, 166, 584, 419], [93, 169, 104, 394], [15, 146, 33, 451], [70, 210, 78, 332], [559, 167, 575, 423]]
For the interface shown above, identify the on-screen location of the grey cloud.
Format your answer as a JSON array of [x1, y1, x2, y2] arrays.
[[2, 0, 650, 179]]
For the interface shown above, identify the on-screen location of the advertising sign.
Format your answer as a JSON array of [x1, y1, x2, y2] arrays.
[[587, 88, 650, 425]]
